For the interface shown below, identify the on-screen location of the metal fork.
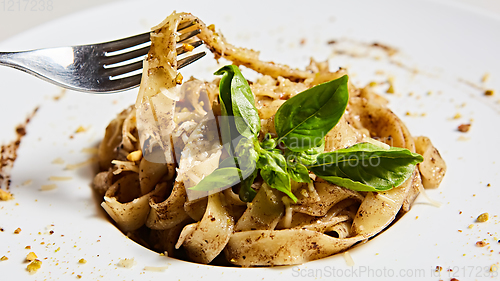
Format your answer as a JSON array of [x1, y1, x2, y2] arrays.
[[0, 21, 206, 93]]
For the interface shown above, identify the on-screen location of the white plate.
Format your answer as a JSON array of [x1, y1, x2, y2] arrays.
[[1, 0, 499, 280]]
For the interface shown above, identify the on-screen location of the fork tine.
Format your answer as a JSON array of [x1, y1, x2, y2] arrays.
[[100, 32, 151, 52], [100, 21, 196, 52], [178, 29, 201, 43], [105, 51, 206, 92], [101, 46, 150, 65], [103, 39, 203, 66], [106, 51, 206, 79], [178, 52, 206, 69], [107, 73, 142, 92], [104, 60, 143, 77], [175, 40, 203, 56]]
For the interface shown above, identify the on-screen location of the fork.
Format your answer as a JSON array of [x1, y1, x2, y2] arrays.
[[0, 21, 206, 93]]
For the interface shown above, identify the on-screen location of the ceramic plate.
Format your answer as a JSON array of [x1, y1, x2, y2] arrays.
[[1, 0, 499, 280]]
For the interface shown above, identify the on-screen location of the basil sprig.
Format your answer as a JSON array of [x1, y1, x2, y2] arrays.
[[275, 75, 349, 152], [189, 67, 423, 204], [308, 143, 423, 191], [215, 65, 260, 138]]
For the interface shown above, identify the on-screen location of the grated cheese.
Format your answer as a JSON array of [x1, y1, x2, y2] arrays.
[[343, 251, 355, 266], [117, 258, 136, 268], [49, 176, 72, 181], [144, 265, 169, 272], [40, 184, 57, 191], [417, 184, 441, 207], [65, 157, 98, 170]]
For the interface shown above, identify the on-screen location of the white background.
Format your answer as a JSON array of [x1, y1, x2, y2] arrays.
[[1, 0, 500, 42]]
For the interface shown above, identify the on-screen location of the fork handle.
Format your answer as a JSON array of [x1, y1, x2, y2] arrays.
[[0, 51, 46, 78], [0, 49, 76, 89]]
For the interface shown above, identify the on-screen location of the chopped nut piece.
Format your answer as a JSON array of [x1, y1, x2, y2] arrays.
[[78, 258, 87, 264], [75, 126, 87, 133], [182, 43, 195, 52], [484, 89, 495, 96], [126, 150, 142, 162], [26, 252, 37, 261], [0, 189, 13, 201], [476, 213, 489, 222], [386, 79, 394, 94], [476, 241, 487, 247], [175, 73, 183, 85], [435, 266, 442, 272], [14, 228, 21, 234], [25, 246, 31, 249], [457, 124, 471, 132], [26, 259, 42, 274], [0, 256, 8, 261]]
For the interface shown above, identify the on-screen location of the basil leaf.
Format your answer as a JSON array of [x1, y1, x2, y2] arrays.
[[308, 143, 424, 192], [287, 162, 311, 183], [275, 75, 349, 152], [189, 167, 242, 191], [284, 140, 325, 166], [260, 133, 277, 150], [234, 138, 258, 175], [219, 156, 239, 169], [214, 65, 260, 138], [218, 102, 234, 156], [257, 150, 297, 202], [239, 169, 258, 202]]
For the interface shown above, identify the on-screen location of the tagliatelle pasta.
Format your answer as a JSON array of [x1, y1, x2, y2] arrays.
[[92, 11, 446, 266]]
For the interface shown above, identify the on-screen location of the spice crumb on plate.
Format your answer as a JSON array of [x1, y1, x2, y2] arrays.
[[476, 213, 489, 222], [0, 189, 13, 201], [484, 89, 495, 96], [26, 259, 42, 274], [26, 252, 37, 261], [457, 124, 471, 132]]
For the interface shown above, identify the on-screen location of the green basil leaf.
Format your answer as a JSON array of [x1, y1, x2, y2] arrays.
[[257, 150, 297, 202], [260, 133, 277, 150], [234, 138, 258, 175], [189, 167, 242, 191], [239, 169, 258, 202], [219, 156, 239, 169], [308, 142, 424, 192], [214, 65, 260, 138], [287, 162, 311, 183], [218, 103, 234, 156], [275, 75, 349, 152], [284, 140, 325, 166]]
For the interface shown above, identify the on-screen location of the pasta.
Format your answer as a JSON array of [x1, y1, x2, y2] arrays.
[[92, 12, 446, 267]]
